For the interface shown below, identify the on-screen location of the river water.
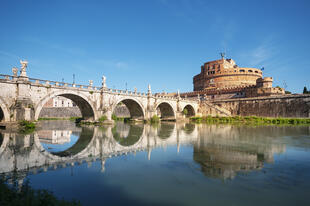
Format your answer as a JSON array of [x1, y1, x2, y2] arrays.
[[1, 120, 310, 206]]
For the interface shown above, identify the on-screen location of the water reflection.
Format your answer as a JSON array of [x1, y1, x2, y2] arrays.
[[112, 122, 144, 146], [37, 120, 82, 154], [193, 125, 288, 180], [0, 121, 310, 190], [157, 123, 175, 139]]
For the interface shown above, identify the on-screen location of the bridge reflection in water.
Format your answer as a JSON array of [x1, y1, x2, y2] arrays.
[[3, 121, 309, 189]]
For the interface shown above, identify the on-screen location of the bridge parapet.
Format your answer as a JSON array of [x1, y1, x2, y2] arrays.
[[0, 71, 200, 122], [0, 73, 197, 102]]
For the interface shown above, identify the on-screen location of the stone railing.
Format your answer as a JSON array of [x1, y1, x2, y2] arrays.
[[0, 73, 198, 102], [0, 74, 15, 81]]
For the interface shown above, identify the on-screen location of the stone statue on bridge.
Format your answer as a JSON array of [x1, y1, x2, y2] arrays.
[[148, 84, 151, 95], [20, 60, 28, 77], [102, 75, 106, 88], [12, 67, 18, 77]]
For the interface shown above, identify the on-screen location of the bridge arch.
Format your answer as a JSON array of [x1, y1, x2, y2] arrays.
[[155, 101, 176, 120], [157, 123, 175, 140], [0, 97, 10, 122], [112, 122, 144, 147], [35, 91, 97, 121], [182, 104, 196, 117], [34, 126, 97, 160], [112, 98, 145, 120]]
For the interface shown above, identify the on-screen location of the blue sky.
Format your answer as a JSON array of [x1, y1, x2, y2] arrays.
[[0, 0, 309, 93]]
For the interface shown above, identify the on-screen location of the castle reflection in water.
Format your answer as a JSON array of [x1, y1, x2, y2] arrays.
[[1, 120, 308, 188]]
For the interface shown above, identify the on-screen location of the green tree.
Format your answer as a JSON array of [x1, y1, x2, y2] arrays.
[[303, 86, 308, 94]]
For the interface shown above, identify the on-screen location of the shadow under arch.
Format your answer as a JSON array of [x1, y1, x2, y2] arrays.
[[112, 123, 144, 147], [156, 102, 175, 120], [0, 133, 3, 150], [47, 127, 95, 157], [157, 123, 175, 139], [0, 97, 10, 122], [35, 91, 96, 121], [0, 108, 3, 122], [183, 104, 195, 117], [113, 98, 145, 120]]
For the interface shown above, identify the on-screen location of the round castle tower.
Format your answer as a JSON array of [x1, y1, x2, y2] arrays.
[[193, 55, 263, 91]]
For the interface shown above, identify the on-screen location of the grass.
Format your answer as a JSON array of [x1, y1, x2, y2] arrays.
[[38, 117, 81, 121], [98, 115, 107, 122], [111, 114, 126, 121], [19, 120, 36, 133], [0, 178, 80, 206], [190, 116, 310, 125]]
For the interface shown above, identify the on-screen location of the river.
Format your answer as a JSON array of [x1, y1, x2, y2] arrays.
[[1, 120, 310, 206]]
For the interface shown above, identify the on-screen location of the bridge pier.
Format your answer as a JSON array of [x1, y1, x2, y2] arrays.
[[11, 98, 35, 121]]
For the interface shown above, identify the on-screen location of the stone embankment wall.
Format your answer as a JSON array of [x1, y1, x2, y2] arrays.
[[210, 94, 310, 118], [39, 107, 82, 118], [113, 104, 130, 117], [39, 104, 131, 118]]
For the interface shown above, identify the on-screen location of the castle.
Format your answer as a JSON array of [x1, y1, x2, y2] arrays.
[[181, 54, 285, 99]]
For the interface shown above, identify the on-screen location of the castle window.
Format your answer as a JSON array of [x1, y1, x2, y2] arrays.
[[248, 70, 253, 72], [234, 70, 236, 72], [255, 71, 258, 73], [240, 69, 245, 72]]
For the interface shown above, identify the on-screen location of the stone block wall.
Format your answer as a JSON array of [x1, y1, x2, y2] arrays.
[[39, 107, 82, 118], [113, 104, 130, 117], [211, 95, 310, 118]]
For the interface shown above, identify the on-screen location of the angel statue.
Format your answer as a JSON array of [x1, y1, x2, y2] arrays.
[[20, 60, 28, 76]]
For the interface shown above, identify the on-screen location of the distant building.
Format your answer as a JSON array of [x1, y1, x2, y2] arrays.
[[181, 55, 284, 100], [44, 96, 76, 108]]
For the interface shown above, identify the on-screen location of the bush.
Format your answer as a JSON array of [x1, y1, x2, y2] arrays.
[[182, 108, 188, 116], [99, 115, 107, 122], [150, 115, 160, 123], [19, 120, 36, 133], [0, 178, 80, 206], [111, 114, 125, 121]]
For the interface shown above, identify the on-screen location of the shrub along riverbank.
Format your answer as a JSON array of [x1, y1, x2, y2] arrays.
[[19, 120, 36, 133], [38, 117, 81, 121], [0, 178, 80, 206], [190, 116, 310, 125]]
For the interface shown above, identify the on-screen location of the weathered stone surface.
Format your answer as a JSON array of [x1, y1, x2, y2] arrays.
[[39, 107, 82, 118], [211, 95, 310, 118], [0, 74, 199, 122], [193, 58, 262, 91]]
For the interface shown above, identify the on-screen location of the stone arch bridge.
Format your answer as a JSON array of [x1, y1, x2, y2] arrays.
[[0, 65, 200, 122]]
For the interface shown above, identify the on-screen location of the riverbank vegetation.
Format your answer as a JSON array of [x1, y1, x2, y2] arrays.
[[190, 116, 310, 125], [0, 178, 80, 206], [38, 117, 81, 121], [19, 120, 36, 133]]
